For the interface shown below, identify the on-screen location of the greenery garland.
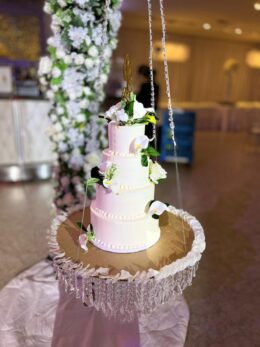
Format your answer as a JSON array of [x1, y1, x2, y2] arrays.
[[39, 0, 122, 209]]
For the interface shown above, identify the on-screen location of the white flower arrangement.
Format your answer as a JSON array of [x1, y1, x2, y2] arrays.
[[103, 94, 156, 126], [149, 160, 167, 184], [40, 0, 122, 209]]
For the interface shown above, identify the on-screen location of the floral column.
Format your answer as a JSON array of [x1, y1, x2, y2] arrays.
[[39, 0, 122, 209]]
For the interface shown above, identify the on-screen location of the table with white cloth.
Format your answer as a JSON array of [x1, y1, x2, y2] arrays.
[[47, 205, 205, 347], [159, 101, 260, 132]]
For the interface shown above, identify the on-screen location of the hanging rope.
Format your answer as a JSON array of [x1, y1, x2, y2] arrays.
[[158, 0, 176, 147], [158, 0, 186, 249], [146, 0, 157, 150]]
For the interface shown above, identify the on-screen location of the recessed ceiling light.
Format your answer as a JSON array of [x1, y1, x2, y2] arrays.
[[203, 23, 211, 30], [235, 28, 242, 35], [254, 2, 260, 10]]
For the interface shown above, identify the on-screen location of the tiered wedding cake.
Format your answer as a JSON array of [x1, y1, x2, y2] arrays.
[[81, 91, 168, 254]]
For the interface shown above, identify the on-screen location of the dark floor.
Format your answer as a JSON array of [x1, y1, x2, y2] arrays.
[[156, 132, 260, 347], [0, 131, 259, 346]]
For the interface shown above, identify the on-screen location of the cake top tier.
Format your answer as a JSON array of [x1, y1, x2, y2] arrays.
[[102, 92, 157, 154], [108, 123, 146, 154]]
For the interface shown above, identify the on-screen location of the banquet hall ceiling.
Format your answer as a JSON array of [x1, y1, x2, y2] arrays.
[[122, 0, 260, 43]]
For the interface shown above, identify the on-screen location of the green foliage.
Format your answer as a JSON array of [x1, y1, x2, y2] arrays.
[[56, 60, 68, 72], [42, 0, 122, 210], [86, 177, 100, 187], [105, 164, 117, 180], [141, 146, 160, 167], [76, 222, 88, 233], [146, 146, 160, 157], [54, 92, 67, 106], [124, 100, 134, 119], [70, 16, 84, 27], [47, 46, 56, 59], [51, 77, 62, 85], [141, 154, 148, 167], [87, 230, 95, 241]]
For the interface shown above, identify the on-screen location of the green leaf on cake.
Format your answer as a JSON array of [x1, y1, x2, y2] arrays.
[[86, 185, 96, 199], [141, 154, 148, 167], [146, 146, 160, 157], [124, 100, 134, 119], [87, 231, 95, 241], [86, 177, 100, 187], [76, 222, 88, 233]]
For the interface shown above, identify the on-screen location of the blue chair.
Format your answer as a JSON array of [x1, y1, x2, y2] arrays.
[[159, 110, 196, 164]]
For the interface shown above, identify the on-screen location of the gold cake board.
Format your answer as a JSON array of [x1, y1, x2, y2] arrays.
[[56, 207, 194, 277]]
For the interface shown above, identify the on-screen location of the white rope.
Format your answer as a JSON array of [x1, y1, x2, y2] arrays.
[[158, 0, 186, 249], [158, 0, 176, 147], [147, 0, 157, 149]]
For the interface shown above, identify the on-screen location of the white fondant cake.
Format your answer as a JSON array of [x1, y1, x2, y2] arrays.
[[90, 122, 162, 253], [83, 93, 167, 254]]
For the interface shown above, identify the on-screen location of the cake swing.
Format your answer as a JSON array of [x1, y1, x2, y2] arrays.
[[49, 0, 205, 322]]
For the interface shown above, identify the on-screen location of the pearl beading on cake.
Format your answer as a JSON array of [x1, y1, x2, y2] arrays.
[[104, 149, 137, 158], [92, 236, 158, 252], [97, 182, 152, 193], [91, 205, 146, 221], [118, 182, 152, 192]]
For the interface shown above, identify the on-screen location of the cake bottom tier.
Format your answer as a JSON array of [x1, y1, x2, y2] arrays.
[[90, 206, 160, 253]]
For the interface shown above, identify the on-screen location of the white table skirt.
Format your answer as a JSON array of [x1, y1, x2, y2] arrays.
[[0, 261, 189, 347]]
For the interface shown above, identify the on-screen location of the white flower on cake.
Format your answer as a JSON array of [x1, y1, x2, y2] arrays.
[[115, 109, 128, 122], [99, 160, 113, 174], [78, 224, 95, 252], [105, 102, 122, 120], [133, 100, 154, 119], [79, 234, 88, 251], [149, 161, 167, 184], [98, 161, 119, 193], [132, 135, 149, 153], [148, 201, 169, 216], [103, 179, 120, 194]]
